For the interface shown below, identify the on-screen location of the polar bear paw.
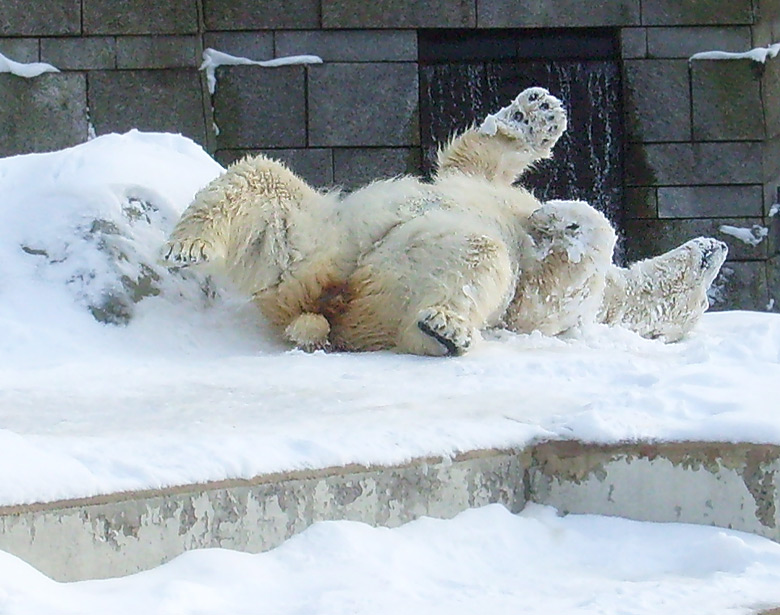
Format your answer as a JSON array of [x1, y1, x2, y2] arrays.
[[285, 312, 331, 351], [417, 306, 472, 357], [479, 87, 567, 157], [161, 238, 214, 266]]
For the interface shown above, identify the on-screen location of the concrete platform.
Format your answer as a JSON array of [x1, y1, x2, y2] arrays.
[[1, 440, 778, 581]]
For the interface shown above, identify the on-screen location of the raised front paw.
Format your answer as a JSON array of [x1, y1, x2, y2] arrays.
[[479, 87, 567, 157], [160, 238, 214, 266]]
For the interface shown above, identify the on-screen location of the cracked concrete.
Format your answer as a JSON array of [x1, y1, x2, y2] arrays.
[[529, 441, 780, 536], [1, 441, 778, 581], [0, 449, 528, 581]]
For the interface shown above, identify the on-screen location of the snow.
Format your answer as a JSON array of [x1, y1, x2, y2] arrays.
[[690, 42, 780, 63], [3, 131, 780, 613], [478, 113, 500, 136], [200, 48, 323, 94], [3, 503, 780, 615], [0, 51, 59, 78], [719, 223, 769, 246], [1, 131, 780, 507]]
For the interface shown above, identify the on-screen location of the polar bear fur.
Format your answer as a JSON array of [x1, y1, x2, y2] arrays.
[[164, 87, 588, 355], [598, 237, 728, 342], [504, 200, 616, 336]]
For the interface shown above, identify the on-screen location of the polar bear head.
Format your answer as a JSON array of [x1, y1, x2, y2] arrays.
[[527, 200, 617, 268], [505, 200, 617, 336]]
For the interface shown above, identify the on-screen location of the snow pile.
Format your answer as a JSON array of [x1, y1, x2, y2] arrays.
[[0, 51, 59, 78], [0, 131, 223, 348], [200, 48, 323, 94], [2, 504, 780, 615]]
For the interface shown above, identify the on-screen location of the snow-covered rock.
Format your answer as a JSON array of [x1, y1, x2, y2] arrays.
[[0, 131, 223, 325]]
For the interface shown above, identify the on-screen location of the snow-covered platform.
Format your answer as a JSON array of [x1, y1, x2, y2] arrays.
[[2, 133, 780, 590]]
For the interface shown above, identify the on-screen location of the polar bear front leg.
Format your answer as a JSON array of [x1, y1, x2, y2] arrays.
[[599, 237, 728, 342], [436, 87, 567, 184], [479, 87, 567, 155]]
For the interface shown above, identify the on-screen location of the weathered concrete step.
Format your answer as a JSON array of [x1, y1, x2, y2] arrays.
[[1, 441, 778, 581], [530, 441, 780, 536]]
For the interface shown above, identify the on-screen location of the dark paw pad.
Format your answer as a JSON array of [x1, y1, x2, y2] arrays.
[[417, 320, 469, 357]]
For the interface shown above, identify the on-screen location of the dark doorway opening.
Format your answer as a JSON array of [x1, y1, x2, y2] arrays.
[[419, 28, 625, 260]]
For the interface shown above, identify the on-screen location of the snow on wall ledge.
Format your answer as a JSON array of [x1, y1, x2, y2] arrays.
[[0, 51, 59, 78], [689, 42, 780, 63], [199, 48, 323, 94]]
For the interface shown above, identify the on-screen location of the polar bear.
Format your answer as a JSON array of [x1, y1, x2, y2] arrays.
[[503, 200, 617, 336], [598, 237, 728, 342], [163, 87, 725, 354], [164, 87, 603, 355]]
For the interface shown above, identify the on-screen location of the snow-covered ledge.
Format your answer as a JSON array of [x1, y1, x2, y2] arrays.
[[198, 48, 323, 135], [199, 48, 323, 95], [689, 42, 780, 63], [0, 51, 59, 78]]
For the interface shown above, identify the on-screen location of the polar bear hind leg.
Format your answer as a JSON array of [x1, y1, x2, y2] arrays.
[[436, 87, 567, 184], [162, 155, 320, 296], [331, 216, 514, 356], [599, 237, 728, 341], [416, 306, 473, 356]]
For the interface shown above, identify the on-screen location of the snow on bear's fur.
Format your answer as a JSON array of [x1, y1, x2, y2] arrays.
[[504, 200, 616, 337], [162, 87, 725, 355], [598, 237, 728, 342]]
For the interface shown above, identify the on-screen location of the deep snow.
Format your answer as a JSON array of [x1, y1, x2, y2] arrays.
[[1, 132, 780, 614], [3, 504, 780, 615]]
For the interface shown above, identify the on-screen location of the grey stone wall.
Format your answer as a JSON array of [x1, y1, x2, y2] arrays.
[[621, 1, 780, 311], [1, 0, 779, 311]]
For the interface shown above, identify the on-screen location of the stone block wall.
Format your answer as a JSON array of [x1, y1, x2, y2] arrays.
[[619, 0, 780, 311], [1, 0, 779, 310], [0, 0, 210, 155]]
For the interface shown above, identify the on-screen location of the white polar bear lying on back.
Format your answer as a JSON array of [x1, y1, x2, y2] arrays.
[[162, 87, 725, 355]]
